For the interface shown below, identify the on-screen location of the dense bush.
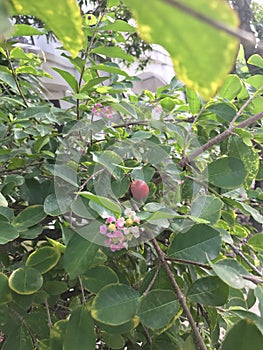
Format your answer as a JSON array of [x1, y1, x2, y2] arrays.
[[0, 0, 262, 349]]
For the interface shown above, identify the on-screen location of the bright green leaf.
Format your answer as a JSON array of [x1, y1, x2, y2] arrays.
[[79, 192, 122, 218], [52, 67, 78, 92], [248, 234, 263, 252], [91, 46, 135, 62], [124, 0, 239, 99], [11, 0, 84, 57], [191, 195, 223, 224], [248, 54, 263, 69], [12, 24, 46, 36], [218, 74, 243, 100]]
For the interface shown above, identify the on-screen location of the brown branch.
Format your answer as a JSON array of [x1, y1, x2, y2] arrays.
[[179, 111, 263, 167], [228, 243, 262, 276], [152, 239, 207, 350], [162, 0, 255, 44], [44, 298, 53, 330], [143, 263, 161, 297], [5, 50, 28, 107]]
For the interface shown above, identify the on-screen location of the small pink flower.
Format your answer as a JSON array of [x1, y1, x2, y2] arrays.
[[133, 216, 140, 224], [105, 239, 111, 246], [124, 208, 135, 217], [106, 216, 115, 224], [100, 225, 107, 235], [116, 217, 125, 228], [106, 231, 123, 239], [95, 103, 102, 108], [110, 242, 124, 252], [131, 226, 140, 238]]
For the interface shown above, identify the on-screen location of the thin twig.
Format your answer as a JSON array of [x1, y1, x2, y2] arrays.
[[152, 239, 207, 350], [163, 0, 255, 44], [5, 50, 28, 107], [44, 298, 53, 330], [228, 243, 262, 276], [78, 276, 86, 303], [143, 263, 161, 297], [180, 111, 263, 167]]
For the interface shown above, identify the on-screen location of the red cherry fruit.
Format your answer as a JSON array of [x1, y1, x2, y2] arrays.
[[130, 180, 149, 201]]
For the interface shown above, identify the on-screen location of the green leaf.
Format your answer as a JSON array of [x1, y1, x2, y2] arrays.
[[222, 319, 263, 350], [167, 224, 222, 263], [138, 289, 180, 329], [124, 0, 239, 99], [0, 192, 8, 207], [63, 306, 96, 350], [9, 267, 43, 295], [209, 258, 256, 290], [218, 74, 243, 100], [102, 332, 125, 349], [207, 103, 236, 123], [44, 281, 67, 295], [187, 276, 229, 306], [206, 157, 247, 189], [44, 193, 67, 216], [0, 0, 12, 39], [50, 320, 67, 350], [186, 87, 202, 115], [0, 71, 18, 92], [0, 273, 12, 304], [13, 205, 46, 229], [160, 97, 176, 112], [11, 0, 84, 57], [0, 222, 19, 244], [82, 265, 119, 293], [52, 67, 78, 92], [90, 63, 129, 77], [191, 195, 223, 224], [248, 54, 263, 69], [12, 24, 46, 36], [102, 19, 136, 33], [79, 192, 122, 218], [91, 46, 135, 62], [248, 234, 263, 252], [91, 284, 140, 326], [26, 247, 61, 274], [63, 234, 99, 279], [2, 324, 34, 350], [228, 136, 259, 188], [92, 150, 124, 180]]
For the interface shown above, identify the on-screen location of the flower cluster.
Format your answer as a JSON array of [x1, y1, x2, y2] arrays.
[[100, 208, 141, 252], [91, 103, 114, 119]]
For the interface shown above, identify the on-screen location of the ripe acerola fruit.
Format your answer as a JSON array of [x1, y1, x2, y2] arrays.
[[130, 180, 149, 201]]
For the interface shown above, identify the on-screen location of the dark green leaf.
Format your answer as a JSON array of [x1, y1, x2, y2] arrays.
[[0, 222, 19, 244], [9, 268, 43, 295], [82, 265, 119, 293], [26, 247, 61, 274]]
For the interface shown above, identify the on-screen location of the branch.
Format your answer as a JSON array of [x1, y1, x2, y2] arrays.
[[162, 0, 255, 44], [179, 111, 263, 167], [5, 50, 28, 107], [152, 239, 207, 350]]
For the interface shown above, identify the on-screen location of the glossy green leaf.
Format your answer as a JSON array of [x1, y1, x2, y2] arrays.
[[82, 265, 119, 293], [63, 306, 95, 350], [228, 135, 259, 188], [92, 150, 124, 180], [0, 222, 19, 244], [207, 103, 236, 123], [124, 0, 239, 99], [96, 317, 140, 334], [63, 234, 99, 279], [209, 258, 256, 290], [91, 46, 135, 62], [13, 205, 46, 229], [90, 63, 129, 77], [9, 267, 43, 295], [248, 54, 263, 69], [187, 276, 229, 306], [186, 87, 202, 115], [91, 284, 140, 326], [222, 319, 263, 350], [138, 289, 179, 329], [102, 19, 136, 33], [79, 192, 122, 217], [191, 195, 223, 224], [207, 157, 247, 189], [26, 247, 61, 274], [44, 193, 67, 216], [218, 74, 243, 100], [12, 24, 46, 36], [0, 273, 12, 304], [167, 224, 222, 263], [248, 234, 263, 252], [160, 97, 176, 112], [52, 67, 78, 92], [11, 0, 84, 57]]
